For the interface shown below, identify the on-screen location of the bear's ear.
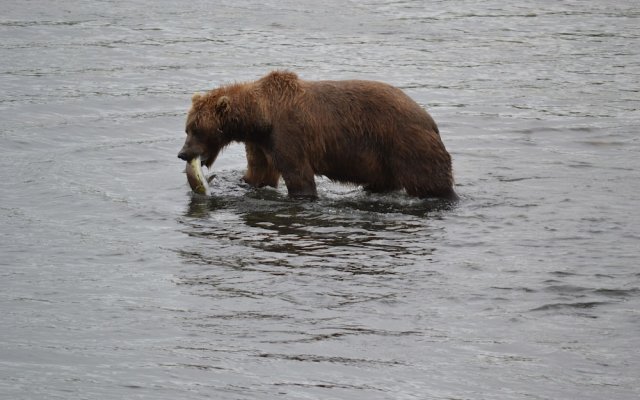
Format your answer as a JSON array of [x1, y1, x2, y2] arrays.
[[192, 93, 202, 103], [215, 95, 231, 115]]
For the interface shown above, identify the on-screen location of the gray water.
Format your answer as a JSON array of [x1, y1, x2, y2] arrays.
[[1, 1, 639, 399]]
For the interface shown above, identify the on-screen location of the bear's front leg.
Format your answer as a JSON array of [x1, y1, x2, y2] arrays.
[[243, 143, 280, 188], [280, 165, 317, 199], [271, 135, 317, 199]]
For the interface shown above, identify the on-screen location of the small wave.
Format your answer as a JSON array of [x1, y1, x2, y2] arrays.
[[594, 288, 640, 298], [544, 285, 639, 298], [530, 301, 610, 312], [257, 352, 405, 367]]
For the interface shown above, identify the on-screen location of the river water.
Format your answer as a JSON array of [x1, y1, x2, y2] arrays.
[[1, 1, 639, 399]]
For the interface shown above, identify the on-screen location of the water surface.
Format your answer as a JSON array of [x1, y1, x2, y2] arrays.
[[1, 1, 639, 399]]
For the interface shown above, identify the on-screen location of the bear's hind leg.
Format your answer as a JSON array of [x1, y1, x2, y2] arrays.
[[401, 170, 458, 200], [394, 157, 457, 200]]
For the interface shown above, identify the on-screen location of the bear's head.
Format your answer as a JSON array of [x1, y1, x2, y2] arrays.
[[177, 91, 233, 168]]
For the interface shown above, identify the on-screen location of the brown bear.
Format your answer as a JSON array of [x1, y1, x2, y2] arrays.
[[178, 71, 457, 200]]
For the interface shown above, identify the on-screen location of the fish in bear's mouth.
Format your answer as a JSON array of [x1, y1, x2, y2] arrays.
[[185, 156, 211, 195]]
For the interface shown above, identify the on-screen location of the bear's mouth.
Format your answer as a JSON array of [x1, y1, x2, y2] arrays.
[[201, 154, 215, 169]]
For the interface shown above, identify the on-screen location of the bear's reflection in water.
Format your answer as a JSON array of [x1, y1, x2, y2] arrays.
[[183, 171, 457, 217], [178, 171, 453, 276]]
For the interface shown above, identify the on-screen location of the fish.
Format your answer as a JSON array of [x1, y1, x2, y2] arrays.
[[185, 156, 210, 195]]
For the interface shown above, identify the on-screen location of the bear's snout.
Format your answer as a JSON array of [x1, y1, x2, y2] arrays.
[[177, 149, 192, 162]]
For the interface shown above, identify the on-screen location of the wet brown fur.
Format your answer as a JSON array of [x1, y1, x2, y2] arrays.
[[179, 71, 457, 199]]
